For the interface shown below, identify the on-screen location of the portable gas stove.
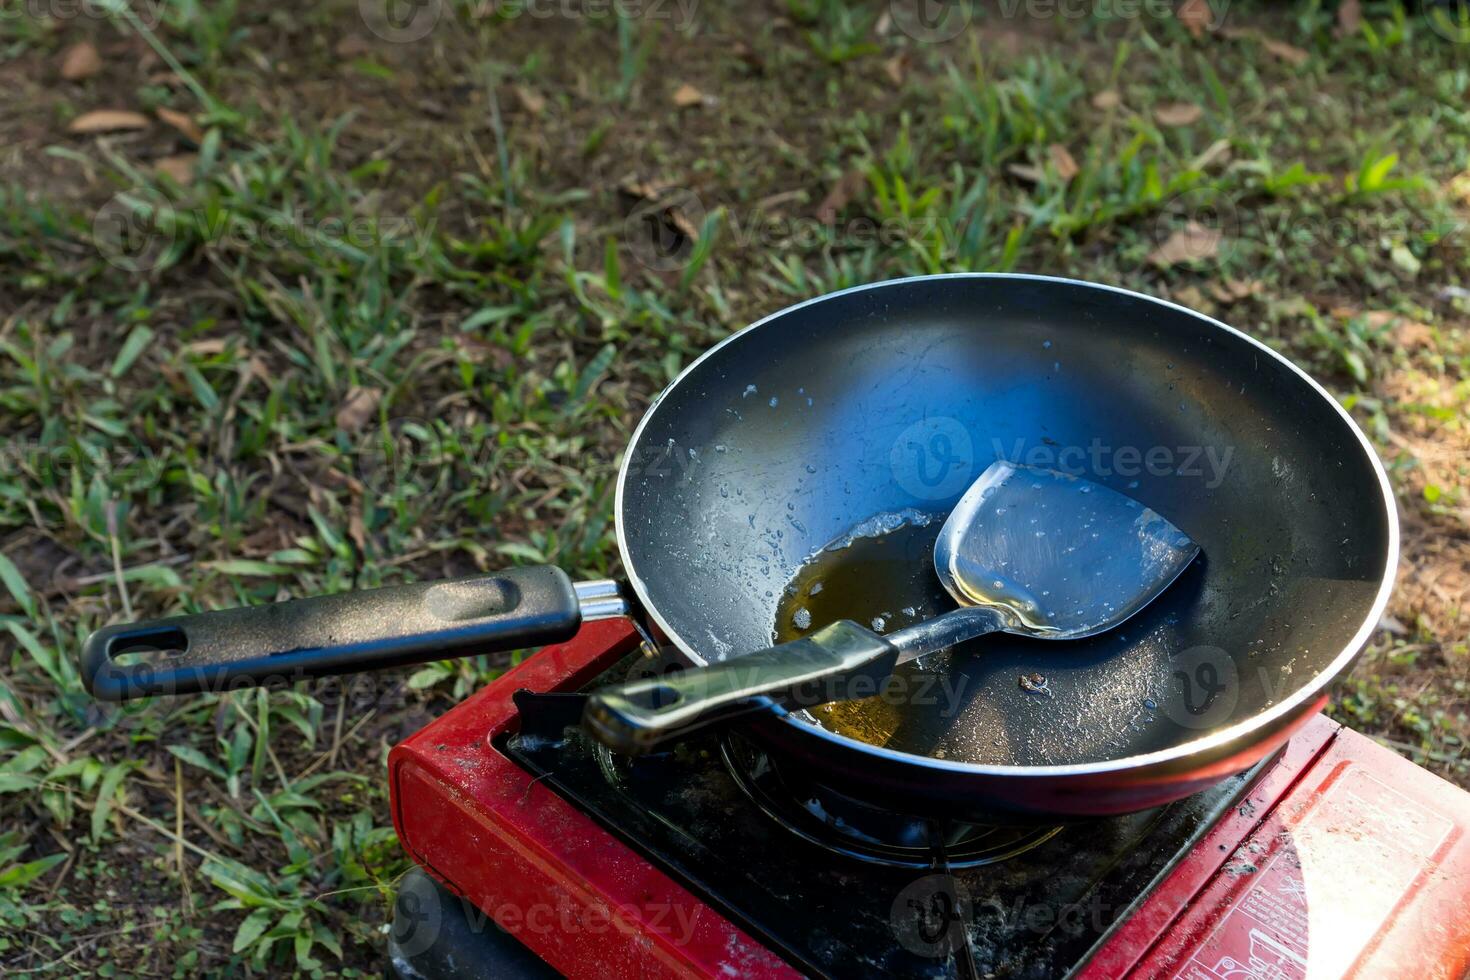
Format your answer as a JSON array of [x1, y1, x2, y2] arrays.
[[386, 620, 1470, 979]]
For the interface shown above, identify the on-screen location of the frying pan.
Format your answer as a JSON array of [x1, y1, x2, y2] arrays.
[[82, 275, 1398, 822]]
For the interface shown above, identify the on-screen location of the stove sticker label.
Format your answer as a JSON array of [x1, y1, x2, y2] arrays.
[[1172, 764, 1454, 980]]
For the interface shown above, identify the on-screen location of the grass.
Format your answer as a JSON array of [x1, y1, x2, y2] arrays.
[[1, 0, 1468, 974]]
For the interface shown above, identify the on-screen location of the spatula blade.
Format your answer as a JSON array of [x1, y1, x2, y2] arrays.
[[933, 462, 1200, 641]]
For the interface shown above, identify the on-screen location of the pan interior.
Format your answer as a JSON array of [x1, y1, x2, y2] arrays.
[[618, 276, 1392, 768]]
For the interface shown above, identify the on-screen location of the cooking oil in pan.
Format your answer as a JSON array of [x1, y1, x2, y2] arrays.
[[773, 517, 958, 746]]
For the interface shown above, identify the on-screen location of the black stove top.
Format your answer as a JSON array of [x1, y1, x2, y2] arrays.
[[503, 652, 1256, 979]]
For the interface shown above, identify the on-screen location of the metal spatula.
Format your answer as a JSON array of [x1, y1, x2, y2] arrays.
[[584, 462, 1200, 754]]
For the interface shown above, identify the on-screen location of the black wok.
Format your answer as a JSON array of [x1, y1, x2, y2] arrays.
[[82, 274, 1397, 822]]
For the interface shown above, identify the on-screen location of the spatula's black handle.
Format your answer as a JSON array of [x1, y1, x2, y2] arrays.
[[582, 620, 897, 754], [82, 566, 583, 701]]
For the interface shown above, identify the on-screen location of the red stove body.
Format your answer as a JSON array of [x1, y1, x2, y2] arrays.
[[389, 621, 1470, 979]]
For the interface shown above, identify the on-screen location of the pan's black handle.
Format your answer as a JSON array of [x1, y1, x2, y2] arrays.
[[582, 620, 897, 754], [82, 566, 587, 702]]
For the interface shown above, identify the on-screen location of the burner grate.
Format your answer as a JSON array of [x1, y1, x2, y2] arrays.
[[716, 734, 1062, 869]]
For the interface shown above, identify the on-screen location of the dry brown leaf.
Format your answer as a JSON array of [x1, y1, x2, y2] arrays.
[[1154, 102, 1203, 127], [514, 85, 546, 115], [1149, 221, 1221, 267], [882, 54, 908, 87], [1361, 311, 1435, 349], [335, 386, 383, 433], [1091, 89, 1121, 110], [731, 40, 765, 73], [672, 83, 705, 108], [1335, 0, 1361, 37], [618, 179, 700, 238], [1394, 320, 1436, 350], [154, 154, 197, 185], [185, 338, 229, 356], [1445, 169, 1470, 207], [1048, 144, 1079, 181], [68, 109, 150, 134], [1193, 137, 1233, 171], [1261, 37, 1310, 66], [1177, 0, 1212, 38], [1006, 163, 1045, 184], [348, 508, 368, 553], [335, 35, 372, 58], [156, 106, 204, 144], [1208, 278, 1261, 304], [1173, 285, 1209, 311], [815, 169, 866, 225], [60, 42, 102, 81]]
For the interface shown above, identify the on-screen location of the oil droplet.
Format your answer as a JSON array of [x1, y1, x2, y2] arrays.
[[1042, 340, 1053, 349], [769, 396, 779, 407]]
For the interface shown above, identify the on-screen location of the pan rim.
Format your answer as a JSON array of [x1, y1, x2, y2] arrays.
[[613, 272, 1400, 778]]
